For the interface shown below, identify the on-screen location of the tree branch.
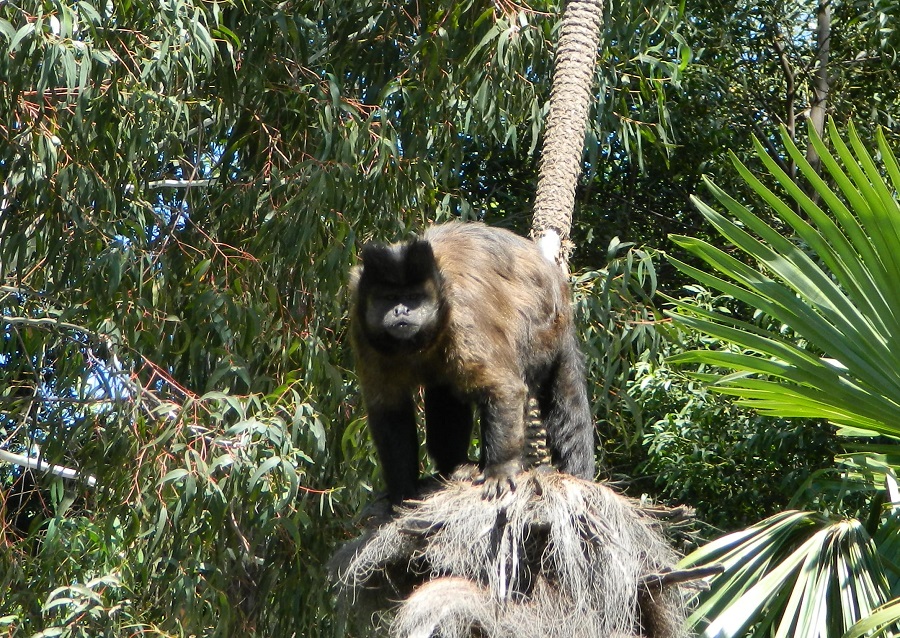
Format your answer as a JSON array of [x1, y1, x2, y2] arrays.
[[0, 448, 97, 487], [805, 0, 831, 176], [640, 564, 725, 594], [770, 21, 797, 179], [2, 314, 97, 335], [146, 178, 217, 190]]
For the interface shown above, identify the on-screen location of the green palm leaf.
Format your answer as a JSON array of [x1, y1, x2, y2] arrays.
[[667, 123, 900, 435], [669, 121, 900, 636], [679, 512, 892, 638]]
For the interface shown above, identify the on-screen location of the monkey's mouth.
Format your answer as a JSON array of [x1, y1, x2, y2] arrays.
[[385, 320, 418, 340]]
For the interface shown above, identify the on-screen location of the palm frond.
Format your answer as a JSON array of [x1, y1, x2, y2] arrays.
[[668, 120, 900, 637], [680, 512, 892, 638], [666, 121, 900, 438]]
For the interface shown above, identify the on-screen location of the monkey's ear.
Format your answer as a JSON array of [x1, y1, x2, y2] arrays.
[[360, 242, 397, 282], [405, 239, 438, 283]]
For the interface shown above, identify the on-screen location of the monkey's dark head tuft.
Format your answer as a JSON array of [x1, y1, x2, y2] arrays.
[[360, 238, 438, 288], [356, 238, 444, 354]]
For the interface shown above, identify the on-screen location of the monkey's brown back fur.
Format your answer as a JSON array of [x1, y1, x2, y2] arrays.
[[426, 222, 571, 392]]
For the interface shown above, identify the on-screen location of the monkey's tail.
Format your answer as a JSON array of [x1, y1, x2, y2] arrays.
[[524, 395, 551, 470]]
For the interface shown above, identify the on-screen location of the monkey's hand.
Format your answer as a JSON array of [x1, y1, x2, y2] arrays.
[[474, 460, 522, 500]]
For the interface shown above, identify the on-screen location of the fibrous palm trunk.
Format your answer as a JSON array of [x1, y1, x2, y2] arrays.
[[531, 0, 604, 269]]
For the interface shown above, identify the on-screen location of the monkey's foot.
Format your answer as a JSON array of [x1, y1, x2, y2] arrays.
[[473, 460, 523, 500]]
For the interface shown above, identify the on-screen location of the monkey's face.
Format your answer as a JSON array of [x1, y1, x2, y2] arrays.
[[356, 238, 444, 353], [364, 283, 440, 343]]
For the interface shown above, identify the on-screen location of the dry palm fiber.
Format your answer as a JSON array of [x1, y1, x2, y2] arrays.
[[331, 467, 689, 638]]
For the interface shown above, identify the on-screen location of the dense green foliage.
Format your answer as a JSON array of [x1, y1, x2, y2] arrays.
[[0, 0, 687, 634], [1, 0, 899, 636], [573, 0, 900, 261]]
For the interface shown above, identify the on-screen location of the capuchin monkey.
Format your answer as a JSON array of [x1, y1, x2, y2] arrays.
[[350, 221, 595, 503]]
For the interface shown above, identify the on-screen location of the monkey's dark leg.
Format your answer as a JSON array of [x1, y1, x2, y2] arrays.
[[424, 386, 474, 475], [368, 398, 420, 505], [542, 335, 596, 480], [476, 383, 527, 498]]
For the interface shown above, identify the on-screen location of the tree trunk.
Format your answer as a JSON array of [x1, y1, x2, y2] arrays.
[[531, 0, 605, 270], [805, 0, 830, 174], [771, 25, 797, 178]]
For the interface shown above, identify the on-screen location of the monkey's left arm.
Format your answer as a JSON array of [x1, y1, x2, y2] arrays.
[[474, 381, 527, 499]]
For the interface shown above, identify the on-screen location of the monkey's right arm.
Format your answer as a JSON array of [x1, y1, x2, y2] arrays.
[[366, 395, 420, 505]]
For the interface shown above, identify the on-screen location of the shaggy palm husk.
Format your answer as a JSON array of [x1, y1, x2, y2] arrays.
[[331, 467, 693, 638]]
